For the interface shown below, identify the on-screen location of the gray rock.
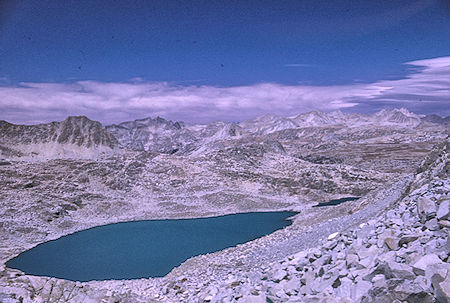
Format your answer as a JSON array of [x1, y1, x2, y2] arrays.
[[426, 263, 450, 286], [272, 269, 288, 282], [323, 239, 338, 251], [417, 197, 437, 222], [437, 200, 450, 220], [357, 246, 378, 260], [335, 277, 353, 298], [432, 269, 450, 303], [371, 274, 387, 289], [438, 220, 450, 228], [394, 280, 433, 303], [425, 218, 440, 231], [346, 254, 360, 269], [399, 235, 419, 247], [390, 262, 416, 280], [413, 254, 443, 276], [414, 275, 429, 292], [384, 237, 399, 250], [358, 256, 374, 269], [310, 277, 334, 293], [351, 280, 372, 301], [363, 262, 393, 281], [282, 277, 301, 295], [238, 294, 267, 303]]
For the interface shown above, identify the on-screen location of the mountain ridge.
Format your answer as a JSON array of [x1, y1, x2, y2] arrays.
[[1, 109, 449, 159], [0, 116, 119, 159]]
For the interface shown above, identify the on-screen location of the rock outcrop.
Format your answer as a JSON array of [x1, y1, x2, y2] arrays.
[[0, 116, 119, 159], [106, 116, 195, 153]]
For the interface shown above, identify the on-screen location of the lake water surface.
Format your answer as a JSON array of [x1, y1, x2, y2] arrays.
[[6, 211, 296, 282]]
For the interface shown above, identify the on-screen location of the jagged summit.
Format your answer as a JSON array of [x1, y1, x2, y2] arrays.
[[204, 122, 243, 140], [110, 116, 184, 131], [57, 116, 118, 148], [0, 116, 118, 159], [373, 108, 422, 127], [291, 110, 335, 126], [239, 114, 299, 134], [106, 116, 194, 153]]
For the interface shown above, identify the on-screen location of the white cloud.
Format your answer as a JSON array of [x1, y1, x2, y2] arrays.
[[0, 56, 449, 125], [345, 56, 450, 114]]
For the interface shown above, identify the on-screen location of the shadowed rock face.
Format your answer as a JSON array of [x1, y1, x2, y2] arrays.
[[0, 116, 119, 159], [106, 116, 195, 153], [422, 114, 450, 125], [0, 116, 118, 148], [56, 116, 118, 148]]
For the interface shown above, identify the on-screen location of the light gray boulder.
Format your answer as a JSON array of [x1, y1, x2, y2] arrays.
[[431, 269, 450, 303], [334, 277, 353, 299], [413, 254, 444, 276], [438, 220, 450, 228], [272, 269, 288, 282], [363, 262, 394, 281], [417, 197, 437, 222], [384, 237, 399, 251], [389, 262, 416, 280], [282, 277, 301, 295], [346, 254, 360, 269], [323, 239, 338, 251], [237, 294, 267, 303], [393, 280, 433, 303], [310, 277, 334, 293], [426, 263, 450, 286], [437, 199, 450, 220], [351, 280, 372, 302], [425, 218, 440, 231]]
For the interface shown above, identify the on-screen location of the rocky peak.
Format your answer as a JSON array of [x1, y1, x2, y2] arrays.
[[373, 108, 421, 127], [421, 114, 450, 125], [111, 116, 183, 131], [240, 114, 298, 134], [0, 116, 118, 159], [57, 116, 118, 148], [209, 122, 243, 140], [291, 111, 334, 126], [106, 116, 193, 153]]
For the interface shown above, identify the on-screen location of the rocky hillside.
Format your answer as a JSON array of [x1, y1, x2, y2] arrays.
[[191, 140, 449, 302], [0, 116, 119, 159]]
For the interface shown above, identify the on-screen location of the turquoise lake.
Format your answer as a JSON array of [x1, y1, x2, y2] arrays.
[[6, 211, 296, 282]]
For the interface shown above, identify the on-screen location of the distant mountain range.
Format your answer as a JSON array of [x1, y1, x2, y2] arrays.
[[0, 108, 448, 159]]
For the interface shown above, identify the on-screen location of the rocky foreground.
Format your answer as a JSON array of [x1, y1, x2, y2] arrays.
[[0, 110, 449, 302], [185, 141, 449, 303]]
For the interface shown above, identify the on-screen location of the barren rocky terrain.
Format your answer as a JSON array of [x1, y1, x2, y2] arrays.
[[0, 108, 449, 302]]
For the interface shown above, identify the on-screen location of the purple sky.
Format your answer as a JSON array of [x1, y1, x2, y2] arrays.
[[0, 56, 449, 124], [0, 1, 449, 124]]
